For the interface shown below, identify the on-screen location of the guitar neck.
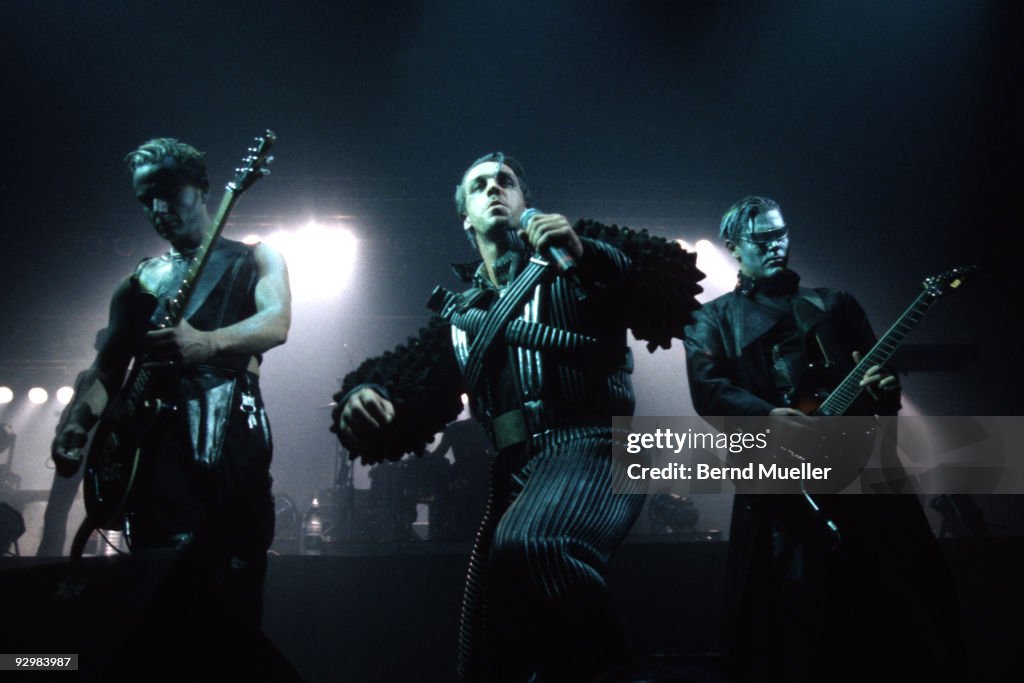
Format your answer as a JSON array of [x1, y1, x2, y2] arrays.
[[155, 185, 242, 330], [816, 289, 937, 416]]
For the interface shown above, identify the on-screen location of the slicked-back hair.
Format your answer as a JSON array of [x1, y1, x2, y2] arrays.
[[719, 195, 781, 243], [453, 151, 532, 218], [125, 138, 209, 192]]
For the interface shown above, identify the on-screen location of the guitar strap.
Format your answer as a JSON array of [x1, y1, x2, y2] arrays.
[[147, 241, 241, 328], [182, 241, 246, 323]]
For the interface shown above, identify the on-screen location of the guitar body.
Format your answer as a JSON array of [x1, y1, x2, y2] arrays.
[[790, 360, 842, 416], [790, 361, 879, 417], [83, 365, 177, 529], [765, 362, 873, 481]]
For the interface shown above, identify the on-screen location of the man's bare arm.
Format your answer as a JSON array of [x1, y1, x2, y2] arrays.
[[144, 242, 291, 366]]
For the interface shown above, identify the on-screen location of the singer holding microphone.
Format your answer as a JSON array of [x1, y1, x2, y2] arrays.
[[330, 152, 703, 682]]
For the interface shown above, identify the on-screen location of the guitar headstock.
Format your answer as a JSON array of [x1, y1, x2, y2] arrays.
[[923, 265, 977, 298], [228, 130, 276, 194]]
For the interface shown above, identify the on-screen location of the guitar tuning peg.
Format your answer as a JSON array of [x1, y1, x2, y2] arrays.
[[264, 154, 275, 165], [260, 168, 271, 176]]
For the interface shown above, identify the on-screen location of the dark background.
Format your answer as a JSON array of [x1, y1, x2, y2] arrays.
[[0, 1, 1020, 544]]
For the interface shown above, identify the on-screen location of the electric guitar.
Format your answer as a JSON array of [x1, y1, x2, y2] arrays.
[[795, 265, 975, 417], [78, 131, 276, 542], [771, 266, 975, 547]]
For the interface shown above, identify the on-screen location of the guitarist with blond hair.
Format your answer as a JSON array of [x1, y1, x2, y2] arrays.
[[50, 137, 290, 674]]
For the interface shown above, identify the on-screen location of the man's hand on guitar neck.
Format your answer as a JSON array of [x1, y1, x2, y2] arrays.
[[144, 319, 216, 367], [853, 350, 900, 398], [769, 351, 899, 419]]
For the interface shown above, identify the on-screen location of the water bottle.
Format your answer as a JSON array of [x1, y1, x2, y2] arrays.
[[301, 497, 324, 555]]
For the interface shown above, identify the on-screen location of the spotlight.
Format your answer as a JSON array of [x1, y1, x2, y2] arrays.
[[263, 221, 358, 299], [241, 234, 261, 245], [693, 239, 739, 301], [0, 387, 12, 404], [56, 386, 75, 405], [28, 388, 48, 405]]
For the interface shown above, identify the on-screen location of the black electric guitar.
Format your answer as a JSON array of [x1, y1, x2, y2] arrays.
[[772, 266, 975, 547], [77, 131, 276, 546], [795, 265, 975, 417]]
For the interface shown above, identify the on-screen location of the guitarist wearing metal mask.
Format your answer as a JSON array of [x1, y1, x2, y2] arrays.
[[50, 138, 291, 672], [684, 196, 963, 681]]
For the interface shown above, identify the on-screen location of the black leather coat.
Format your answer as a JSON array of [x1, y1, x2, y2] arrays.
[[685, 274, 899, 417]]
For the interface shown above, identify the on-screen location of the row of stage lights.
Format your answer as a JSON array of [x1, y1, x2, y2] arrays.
[[0, 387, 74, 406]]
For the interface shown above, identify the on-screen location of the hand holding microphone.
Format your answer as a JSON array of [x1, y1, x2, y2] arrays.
[[519, 208, 587, 299], [518, 208, 583, 276]]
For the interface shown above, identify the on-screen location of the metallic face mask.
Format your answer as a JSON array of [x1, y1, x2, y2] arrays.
[[737, 209, 788, 247], [737, 226, 789, 247]]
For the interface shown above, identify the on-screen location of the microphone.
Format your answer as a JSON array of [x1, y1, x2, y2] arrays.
[[519, 208, 586, 300], [519, 208, 578, 276]]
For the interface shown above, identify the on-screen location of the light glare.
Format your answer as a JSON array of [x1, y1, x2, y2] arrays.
[[28, 387, 49, 404], [694, 239, 740, 302], [263, 222, 358, 300]]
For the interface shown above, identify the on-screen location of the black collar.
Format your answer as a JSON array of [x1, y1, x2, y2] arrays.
[[451, 229, 532, 290], [736, 269, 801, 297]]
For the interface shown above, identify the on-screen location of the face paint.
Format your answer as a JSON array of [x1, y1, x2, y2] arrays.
[[132, 162, 208, 249]]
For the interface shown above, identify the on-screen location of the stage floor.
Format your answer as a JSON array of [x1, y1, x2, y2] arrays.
[[1, 539, 1020, 681]]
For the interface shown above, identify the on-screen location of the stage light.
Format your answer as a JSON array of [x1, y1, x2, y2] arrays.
[[56, 386, 75, 405], [0, 387, 12, 404], [693, 238, 739, 301], [263, 221, 358, 300], [241, 234, 261, 245], [28, 388, 48, 404]]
